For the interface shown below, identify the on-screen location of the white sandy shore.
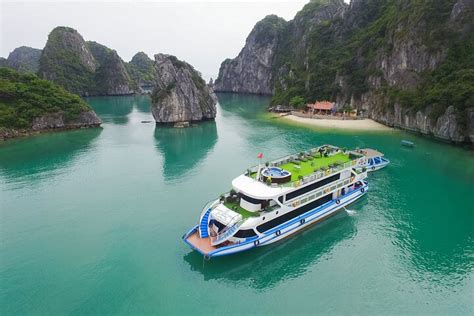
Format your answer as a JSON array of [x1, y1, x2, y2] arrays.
[[281, 115, 392, 131]]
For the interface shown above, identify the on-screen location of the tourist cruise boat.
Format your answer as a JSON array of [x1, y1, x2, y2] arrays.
[[183, 145, 369, 259], [354, 148, 390, 172]]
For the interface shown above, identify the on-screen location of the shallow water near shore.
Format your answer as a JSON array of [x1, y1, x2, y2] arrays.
[[1, 93, 473, 315]]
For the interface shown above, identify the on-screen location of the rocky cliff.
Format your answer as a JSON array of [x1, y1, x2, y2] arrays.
[[38, 27, 96, 95], [5, 46, 42, 73], [38, 27, 134, 96], [93, 50, 135, 95], [214, 15, 287, 94], [128, 52, 155, 92], [216, 0, 474, 144], [151, 54, 217, 124]]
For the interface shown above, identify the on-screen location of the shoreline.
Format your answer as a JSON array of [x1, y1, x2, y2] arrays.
[[0, 125, 102, 142], [278, 114, 393, 131]]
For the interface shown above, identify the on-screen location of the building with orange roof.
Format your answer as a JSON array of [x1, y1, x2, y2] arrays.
[[306, 101, 335, 115]]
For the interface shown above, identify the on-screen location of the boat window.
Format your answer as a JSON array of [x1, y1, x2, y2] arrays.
[[234, 229, 257, 238], [256, 193, 333, 233], [368, 158, 373, 165], [374, 157, 381, 164], [278, 196, 284, 203], [285, 173, 340, 201], [240, 194, 265, 204]]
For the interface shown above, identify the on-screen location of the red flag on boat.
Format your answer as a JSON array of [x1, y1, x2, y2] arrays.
[[257, 153, 263, 159]]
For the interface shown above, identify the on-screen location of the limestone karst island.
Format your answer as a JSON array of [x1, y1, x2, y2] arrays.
[[1, 0, 473, 315]]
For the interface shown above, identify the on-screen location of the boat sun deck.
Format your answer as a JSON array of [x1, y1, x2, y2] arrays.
[[246, 145, 361, 188], [250, 152, 351, 181], [277, 152, 351, 181]]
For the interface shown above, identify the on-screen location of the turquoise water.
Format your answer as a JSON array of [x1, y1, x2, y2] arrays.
[[1, 94, 473, 315]]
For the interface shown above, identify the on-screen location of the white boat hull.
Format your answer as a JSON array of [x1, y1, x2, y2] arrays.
[[357, 160, 389, 172]]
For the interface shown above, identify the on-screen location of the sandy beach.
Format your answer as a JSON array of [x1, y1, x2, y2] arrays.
[[281, 114, 392, 131]]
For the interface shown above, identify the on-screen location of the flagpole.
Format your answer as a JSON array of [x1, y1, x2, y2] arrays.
[[256, 153, 263, 181], [257, 159, 260, 181]]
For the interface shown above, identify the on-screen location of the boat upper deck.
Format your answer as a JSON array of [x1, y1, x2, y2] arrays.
[[278, 152, 350, 181], [243, 145, 363, 190]]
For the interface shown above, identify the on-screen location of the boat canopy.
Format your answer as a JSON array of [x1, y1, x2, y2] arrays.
[[232, 174, 292, 200], [356, 148, 384, 158], [211, 205, 242, 226]]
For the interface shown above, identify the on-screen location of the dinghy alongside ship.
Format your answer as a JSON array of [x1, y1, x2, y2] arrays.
[[354, 148, 390, 172], [183, 145, 382, 259]]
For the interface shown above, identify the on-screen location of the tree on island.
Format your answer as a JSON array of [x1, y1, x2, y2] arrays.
[[289, 96, 305, 108]]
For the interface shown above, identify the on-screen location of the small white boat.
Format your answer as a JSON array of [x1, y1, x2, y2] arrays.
[[354, 148, 390, 172], [401, 140, 415, 147], [183, 145, 369, 259]]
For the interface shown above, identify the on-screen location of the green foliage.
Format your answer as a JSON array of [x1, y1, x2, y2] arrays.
[[87, 41, 112, 65], [38, 27, 96, 95], [0, 67, 91, 129], [270, 0, 473, 120], [253, 15, 287, 46], [38, 27, 136, 96], [91, 50, 134, 95], [191, 71, 206, 91], [388, 31, 474, 121], [168, 55, 187, 69], [289, 95, 306, 108], [127, 52, 155, 85]]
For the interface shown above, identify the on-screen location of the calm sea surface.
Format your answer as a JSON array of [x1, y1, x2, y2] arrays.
[[1, 94, 473, 315]]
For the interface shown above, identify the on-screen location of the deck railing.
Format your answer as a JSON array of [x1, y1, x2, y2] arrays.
[[284, 176, 355, 208], [209, 215, 245, 246]]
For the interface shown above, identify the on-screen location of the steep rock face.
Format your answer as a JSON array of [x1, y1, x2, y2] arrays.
[[372, 104, 472, 143], [6, 46, 42, 73], [151, 54, 217, 124], [93, 50, 134, 95], [87, 41, 134, 95], [216, 0, 474, 144], [38, 27, 135, 96], [214, 15, 287, 94], [128, 52, 155, 92], [336, 0, 474, 144], [39, 27, 97, 95], [31, 110, 101, 130], [87, 41, 111, 66]]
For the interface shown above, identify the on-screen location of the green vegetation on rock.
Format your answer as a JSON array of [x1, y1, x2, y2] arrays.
[[38, 26, 97, 95], [270, 0, 473, 120], [0, 67, 91, 129], [38, 26, 135, 96], [5, 46, 42, 73], [127, 52, 155, 87]]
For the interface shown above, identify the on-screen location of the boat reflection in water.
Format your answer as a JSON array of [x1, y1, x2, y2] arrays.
[[154, 121, 218, 181], [184, 211, 357, 290]]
